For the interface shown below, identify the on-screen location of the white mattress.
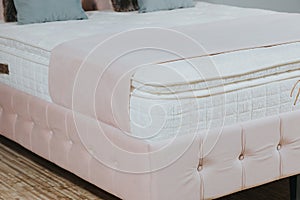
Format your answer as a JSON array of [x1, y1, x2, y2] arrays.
[[0, 2, 300, 140]]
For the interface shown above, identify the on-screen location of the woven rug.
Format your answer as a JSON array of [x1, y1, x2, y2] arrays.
[[0, 136, 290, 200], [0, 136, 120, 200]]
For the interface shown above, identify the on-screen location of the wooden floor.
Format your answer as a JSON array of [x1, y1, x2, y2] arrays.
[[0, 136, 290, 200]]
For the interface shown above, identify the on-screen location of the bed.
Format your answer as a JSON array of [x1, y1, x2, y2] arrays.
[[1, 2, 300, 199]]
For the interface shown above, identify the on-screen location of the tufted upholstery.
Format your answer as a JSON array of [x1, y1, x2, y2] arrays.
[[0, 82, 152, 200], [1, 82, 300, 200]]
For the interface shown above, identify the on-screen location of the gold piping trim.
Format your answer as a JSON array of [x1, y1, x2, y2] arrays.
[[291, 80, 300, 105]]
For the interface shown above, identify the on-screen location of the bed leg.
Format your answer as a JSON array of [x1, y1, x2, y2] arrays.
[[290, 175, 300, 200]]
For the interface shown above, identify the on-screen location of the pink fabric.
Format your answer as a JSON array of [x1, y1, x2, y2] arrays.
[[49, 13, 300, 133], [2, 82, 300, 199]]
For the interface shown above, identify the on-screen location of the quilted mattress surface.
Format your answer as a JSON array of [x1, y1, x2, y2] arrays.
[[0, 2, 300, 140]]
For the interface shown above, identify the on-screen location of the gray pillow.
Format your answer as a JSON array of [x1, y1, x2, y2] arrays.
[[138, 0, 195, 13], [13, 0, 88, 25]]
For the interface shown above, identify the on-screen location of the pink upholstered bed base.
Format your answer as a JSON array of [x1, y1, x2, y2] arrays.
[[1, 82, 300, 200]]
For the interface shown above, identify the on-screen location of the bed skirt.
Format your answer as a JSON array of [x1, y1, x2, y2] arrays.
[[1, 82, 300, 200]]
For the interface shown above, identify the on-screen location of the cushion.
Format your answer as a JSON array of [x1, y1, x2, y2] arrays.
[[138, 0, 195, 13], [111, 0, 139, 12], [2, 0, 17, 22], [13, 0, 88, 25]]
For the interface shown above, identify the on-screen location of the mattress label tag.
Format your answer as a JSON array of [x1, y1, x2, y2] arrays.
[[0, 63, 9, 75]]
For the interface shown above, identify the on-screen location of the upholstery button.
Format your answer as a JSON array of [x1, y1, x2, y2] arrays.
[[197, 159, 203, 172], [277, 144, 282, 151], [197, 164, 203, 172], [69, 140, 73, 145], [239, 154, 244, 161]]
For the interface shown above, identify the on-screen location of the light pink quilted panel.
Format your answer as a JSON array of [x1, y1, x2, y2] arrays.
[[280, 111, 300, 176], [200, 126, 243, 198], [1, 82, 300, 200], [0, 83, 151, 200]]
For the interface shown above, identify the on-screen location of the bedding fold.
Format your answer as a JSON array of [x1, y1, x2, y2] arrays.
[[49, 13, 300, 133]]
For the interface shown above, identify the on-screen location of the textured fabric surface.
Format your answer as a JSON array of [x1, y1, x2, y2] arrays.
[[13, 0, 87, 24], [130, 77, 300, 140], [0, 135, 291, 200], [138, 0, 195, 12], [1, 82, 300, 200]]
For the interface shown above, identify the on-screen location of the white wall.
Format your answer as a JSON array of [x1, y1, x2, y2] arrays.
[[202, 0, 300, 13]]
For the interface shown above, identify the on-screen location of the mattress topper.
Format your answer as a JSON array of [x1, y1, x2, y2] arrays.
[[132, 42, 300, 98]]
